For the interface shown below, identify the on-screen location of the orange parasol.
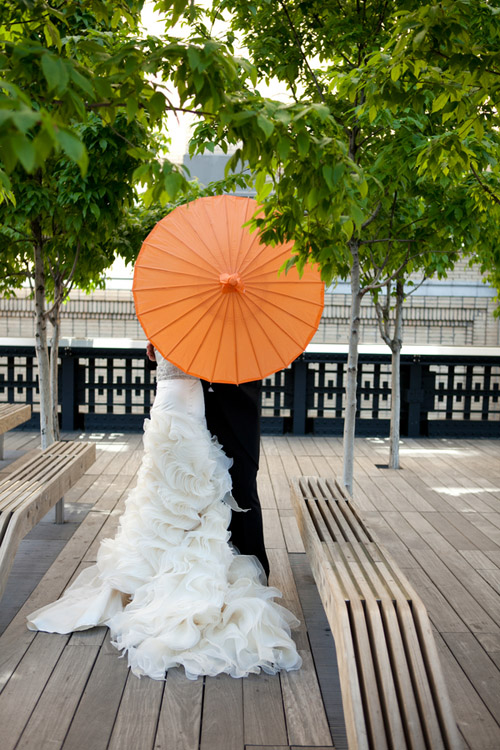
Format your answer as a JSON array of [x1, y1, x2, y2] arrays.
[[133, 195, 324, 384]]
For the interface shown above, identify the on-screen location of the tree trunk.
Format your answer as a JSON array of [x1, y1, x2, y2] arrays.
[[342, 241, 361, 496], [49, 297, 61, 442], [34, 241, 56, 449], [389, 280, 404, 469]]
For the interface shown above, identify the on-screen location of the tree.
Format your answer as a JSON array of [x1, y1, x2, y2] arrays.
[[0, 113, 162, 447], [183, 0, 500, 493]]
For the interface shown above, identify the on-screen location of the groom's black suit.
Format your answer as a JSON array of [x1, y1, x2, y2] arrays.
[[200, 379, 270, 579]]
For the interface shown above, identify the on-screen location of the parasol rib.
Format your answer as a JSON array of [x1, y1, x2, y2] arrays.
[[133, 264, 217, 281], [141, 237, 219, 276], [182, 294, 229, 375], [205, 296, 231, 383], [234, 291, 265, 379], [145, 289, 226, 342], [133, 282, 216, 293], [238, 293, 310, 350], [244, 284, 324, 310], [134, 288, 220, 316]]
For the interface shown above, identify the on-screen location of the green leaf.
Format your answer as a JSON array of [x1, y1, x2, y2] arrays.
[[132, 163, 151, 182], [164, 171, 183, 199], [322, 164, 334, 190], [127, 97, 139, 123], [257, 182, 273, 200], [333, 163, 344, 184], [297, 132, 309, 157], [256, 115, 274, 139], [351, 204, 365, 230], [391, 65, 401, 82], [11, 110, 40, 133], [277, 137, 290, 162], [431, 92, 449, 113], [41, 54, 69, 93], [43, 20, 62, 51], [148, 92, 165, 121], [412, 28, 427, 48], [11, 134, 36, 172], [255, 170, 266, 194], [55, 128, 88, 174], [70, 68, 94, 97], [341, 218, 354, 239]]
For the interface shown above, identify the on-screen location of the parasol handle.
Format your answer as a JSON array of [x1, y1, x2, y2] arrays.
[[219, 272, 245, 294]]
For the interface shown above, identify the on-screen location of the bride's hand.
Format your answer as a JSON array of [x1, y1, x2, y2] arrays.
[[146, 342, 156, 361]]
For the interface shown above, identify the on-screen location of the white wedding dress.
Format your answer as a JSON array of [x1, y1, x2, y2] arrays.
[[27, 353, 302, 680]]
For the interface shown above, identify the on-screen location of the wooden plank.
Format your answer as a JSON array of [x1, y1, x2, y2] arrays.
[[403, 514, 500, 626], [262, 508, 286, 549], [267, 453, 295, 511], [15, 642, 101, 750], [296, 454, 318, 475], [460, 549, 499, 570], [385, 472, 438, 512], [61, 633, 130, 750], [403, 567, 469, 634], [200, 674, 244, 750], [257, 470, 278, 510], [410, 547, 500, 636], [434, 631, 500, 750], [155, 668, 203, 750], [442, 632, 500, 723], [0, 632, 70, 750], [380, 510, 432, 551], [243, 672, 287, 746], [0, 509, 110, 692], [82, 509, 122, 562], [280, 649, 334, 748], [108, 669, 164, 750], [280, 514, 305, 553], [355, 476, 398, 512]]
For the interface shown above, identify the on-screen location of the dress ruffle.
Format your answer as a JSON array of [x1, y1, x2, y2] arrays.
[[27, 389, 302, 681]]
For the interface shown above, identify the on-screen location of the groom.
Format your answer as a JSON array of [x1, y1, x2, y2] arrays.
[[146, 344, 269, 579], [200, 379, 270, 580]]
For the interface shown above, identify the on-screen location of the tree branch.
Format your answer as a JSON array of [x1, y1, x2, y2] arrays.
[[278, 0, 326, 103], [361, 201, 381, 230], [471, 165, 500, 206]]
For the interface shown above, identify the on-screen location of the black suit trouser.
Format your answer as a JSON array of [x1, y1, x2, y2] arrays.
[[201, 379, 270, 578]]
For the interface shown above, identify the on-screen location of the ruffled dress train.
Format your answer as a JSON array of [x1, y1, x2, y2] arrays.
[[27, 376, 302, 681]]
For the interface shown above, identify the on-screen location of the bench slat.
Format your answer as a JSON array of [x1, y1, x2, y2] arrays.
[[0, 405, 31, 435]]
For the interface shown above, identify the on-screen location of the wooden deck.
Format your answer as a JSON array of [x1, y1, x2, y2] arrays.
[[0, 430, 499, 750]]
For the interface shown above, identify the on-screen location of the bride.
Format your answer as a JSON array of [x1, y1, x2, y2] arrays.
[[27, 348, 302, 681]]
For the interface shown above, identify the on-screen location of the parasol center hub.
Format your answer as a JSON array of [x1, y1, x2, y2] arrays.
[[219, 272, 245, 293]]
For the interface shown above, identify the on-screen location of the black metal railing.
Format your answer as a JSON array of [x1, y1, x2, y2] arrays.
[[0, 340, 498, 437]]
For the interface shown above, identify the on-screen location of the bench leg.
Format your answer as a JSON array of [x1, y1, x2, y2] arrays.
[[55, 496, 65, 524], [0, 434, 4, 460]]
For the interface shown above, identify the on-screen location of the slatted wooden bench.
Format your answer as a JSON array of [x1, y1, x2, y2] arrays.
[[0, 404, 32, 459], [291, 475, 463, 750], [0, 440, 96, 601]]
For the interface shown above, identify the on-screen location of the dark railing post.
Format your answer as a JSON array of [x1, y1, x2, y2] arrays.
[[406, 358, 423, 437], [60, 349, 78, 430], [292, 358, 308, 434]]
